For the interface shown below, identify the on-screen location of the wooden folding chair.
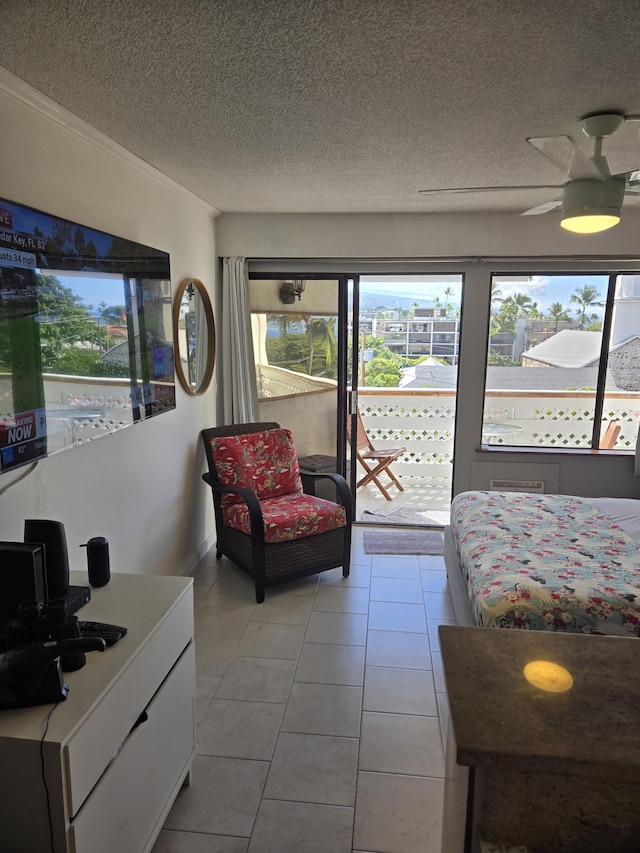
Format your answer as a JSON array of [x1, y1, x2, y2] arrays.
[[600, 419, 621, 449], [347, 410, 406, 500]]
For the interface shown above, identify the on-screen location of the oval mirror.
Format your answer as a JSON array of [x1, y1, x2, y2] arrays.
[[173, 278, 215, 395]]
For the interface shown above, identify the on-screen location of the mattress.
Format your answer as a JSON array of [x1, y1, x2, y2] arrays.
[[450, 491, 640, 636]]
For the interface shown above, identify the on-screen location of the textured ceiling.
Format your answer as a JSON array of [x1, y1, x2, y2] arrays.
[[2, 0, 640, 215]]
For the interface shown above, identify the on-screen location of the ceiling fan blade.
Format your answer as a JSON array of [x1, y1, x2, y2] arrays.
[[527, 135, 603, 180], [521, 199, 562, 216], [418, 184, 562, 196], [603, 121, 640, 175], [527, 135, 576, 175]]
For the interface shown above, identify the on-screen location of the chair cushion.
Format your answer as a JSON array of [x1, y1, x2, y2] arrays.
[[223, 493, 347, 543], [210, 428, 303, 506]]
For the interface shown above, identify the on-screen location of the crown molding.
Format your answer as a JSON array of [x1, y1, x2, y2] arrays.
[[0, 65, 219, 217]]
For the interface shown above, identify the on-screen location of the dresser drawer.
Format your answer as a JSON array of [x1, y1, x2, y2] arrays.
[[70, 640, 195, 853], [64, 587, 194, 817]]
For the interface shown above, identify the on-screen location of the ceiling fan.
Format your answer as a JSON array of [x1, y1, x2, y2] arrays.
[[418, 112, 640, 233]]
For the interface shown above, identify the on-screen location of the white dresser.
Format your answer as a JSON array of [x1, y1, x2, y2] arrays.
[[0, 571, 195, 853]]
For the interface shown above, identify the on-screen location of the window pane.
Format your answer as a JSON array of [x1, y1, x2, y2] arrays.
[[600, 274, 640, 451], [484, 274, 608, 449], [252, 311, 338, 399]]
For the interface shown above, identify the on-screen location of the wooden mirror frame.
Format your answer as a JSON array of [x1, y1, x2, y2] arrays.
[[173, 277, 215, 395]]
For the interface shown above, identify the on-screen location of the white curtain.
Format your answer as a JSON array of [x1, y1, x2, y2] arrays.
[[635, 425, 640, 476], [221, 257, 259, 423]]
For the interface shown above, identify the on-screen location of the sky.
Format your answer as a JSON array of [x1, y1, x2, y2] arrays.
[[359, 276, 463, 307], [47, 271, 126, 311], [492, 274, 610, 313], [358, 274, 612, 315]]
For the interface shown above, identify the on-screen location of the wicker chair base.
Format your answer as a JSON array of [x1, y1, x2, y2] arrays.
[[216, 524, 349, 601]]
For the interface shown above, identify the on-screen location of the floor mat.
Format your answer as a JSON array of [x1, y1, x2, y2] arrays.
[[363, 529, 445, 555]]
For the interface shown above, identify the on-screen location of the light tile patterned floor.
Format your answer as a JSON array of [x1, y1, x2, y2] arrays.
[[152, 526, 453, 853]]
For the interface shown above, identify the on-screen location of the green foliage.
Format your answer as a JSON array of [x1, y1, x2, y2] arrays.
[[0, 273, 128, 378], [53, 348, 127, 377], [547, 301, 571, 331], [47, 219, 98, 270], [35, 275, 104, 371], [491, 291, 536, 334], [264, 314, 338, 379], [570, 284, 603, 329], [374, 309, 396, 320], [363, 334, 403, 386], [487, 352, 519, 366]]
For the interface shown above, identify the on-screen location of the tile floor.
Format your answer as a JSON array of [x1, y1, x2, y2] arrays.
[[152, 525, 455, 853]]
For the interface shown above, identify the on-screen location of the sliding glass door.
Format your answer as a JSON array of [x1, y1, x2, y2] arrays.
[[348, 274, 463, 525]]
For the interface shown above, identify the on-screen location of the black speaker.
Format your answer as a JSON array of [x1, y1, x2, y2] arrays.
[[0, 542, 47, 623], [82, 537, 111, 587], [24, 519, 70, 599]]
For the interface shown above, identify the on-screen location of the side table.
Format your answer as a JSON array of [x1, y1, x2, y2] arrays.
[[298, 453, 345, 501], [439, 624, 640, 853]]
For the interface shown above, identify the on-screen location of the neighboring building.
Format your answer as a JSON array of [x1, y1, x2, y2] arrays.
[[400, 363, 622, 391], [521, 329, 601, 368], [488, 330, 516, 360], [608, 335, 640, 391], [522, 328, 640, 391], [513, 317, 578, 361], [372, 315, 460, 364], [519, 276, 640, 391], [415, 308, 447, 318], [609, 275, 640, 391]]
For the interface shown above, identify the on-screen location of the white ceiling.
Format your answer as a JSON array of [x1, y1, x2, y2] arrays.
[[2, 0, 640, 216]]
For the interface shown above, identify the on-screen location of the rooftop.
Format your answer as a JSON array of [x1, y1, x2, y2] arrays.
[[522, 329, 601, 368]]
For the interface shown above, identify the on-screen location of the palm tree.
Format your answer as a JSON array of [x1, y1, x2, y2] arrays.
[[274, 314, 337, 377], [570, 285, 602, 329], [490, 280, 503, 301], [547, 302, 571, 333], [306, 317, 337, 375], [488, 281, 504, 337], [501, 292, 534, 315], [494, 292, 535, 334], [528, 301, 543, 320], [442, 286, 454, 314]]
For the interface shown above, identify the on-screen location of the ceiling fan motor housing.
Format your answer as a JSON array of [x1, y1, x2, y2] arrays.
[[562, 177, 626, 218]]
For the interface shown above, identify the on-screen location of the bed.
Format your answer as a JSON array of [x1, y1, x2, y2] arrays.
[[445, 490, 640, 636]]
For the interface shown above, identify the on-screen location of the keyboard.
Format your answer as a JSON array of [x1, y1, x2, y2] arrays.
[[77, 620, 128, 646]]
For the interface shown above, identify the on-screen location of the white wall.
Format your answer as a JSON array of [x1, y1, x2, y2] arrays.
[[217, 212, 640, 500], [217, 210, 640, 260], [0, 75, 219, 578]]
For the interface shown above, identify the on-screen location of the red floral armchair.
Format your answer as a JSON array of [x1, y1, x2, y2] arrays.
[[201, 422, 353, 602]]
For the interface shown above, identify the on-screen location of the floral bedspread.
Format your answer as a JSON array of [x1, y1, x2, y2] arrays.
[[450, 491, 640, 636]]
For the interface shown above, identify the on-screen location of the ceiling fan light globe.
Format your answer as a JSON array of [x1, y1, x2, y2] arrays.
[[560, 213, 620, 234], [560, 177, 625, 234]]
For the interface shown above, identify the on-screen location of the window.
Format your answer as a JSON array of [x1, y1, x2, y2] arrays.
[[483, 272, 640, 451]]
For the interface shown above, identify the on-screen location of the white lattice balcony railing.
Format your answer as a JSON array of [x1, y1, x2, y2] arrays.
[[357, 390, 457, 478], [480, 390, 640, 451], [254, 374, 638, 478], [356, 388, 638, 479], [256, 364, 337, 398]]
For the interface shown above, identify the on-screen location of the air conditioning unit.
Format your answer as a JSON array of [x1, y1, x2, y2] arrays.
[[489, 479, 545, 493]]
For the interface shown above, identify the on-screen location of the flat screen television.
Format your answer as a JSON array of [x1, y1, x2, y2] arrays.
[[0, 197, 175, 474]]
